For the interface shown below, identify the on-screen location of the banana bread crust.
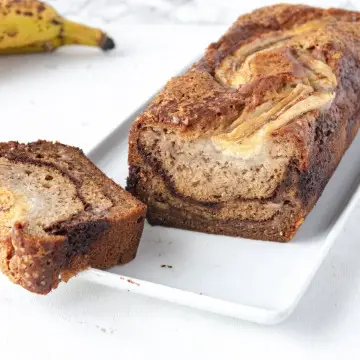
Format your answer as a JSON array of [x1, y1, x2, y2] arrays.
[[0, 141, 146, 294], [127, 4, 360, 241]]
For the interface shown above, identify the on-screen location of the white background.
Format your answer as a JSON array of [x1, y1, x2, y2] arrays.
[[46, 0, 358, 24], [1, 1, 360, 359]]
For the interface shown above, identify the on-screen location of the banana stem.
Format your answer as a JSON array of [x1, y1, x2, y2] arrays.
[[61, 19, 115, 51]]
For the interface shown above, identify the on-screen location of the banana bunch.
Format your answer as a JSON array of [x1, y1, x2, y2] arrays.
[[0, 0, 115, 54]]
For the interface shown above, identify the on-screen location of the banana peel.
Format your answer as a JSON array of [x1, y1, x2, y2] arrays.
[[0, 0, 115, 54]]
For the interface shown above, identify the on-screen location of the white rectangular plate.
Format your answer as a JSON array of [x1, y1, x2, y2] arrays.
[[79, 101, 360, 324]]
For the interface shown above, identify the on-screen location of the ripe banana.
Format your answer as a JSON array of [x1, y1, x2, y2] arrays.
[[0, 0, 115, 54]]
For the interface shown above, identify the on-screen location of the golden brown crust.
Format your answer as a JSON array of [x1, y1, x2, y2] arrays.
[[131, 4, 360, 133], [87, 204, 145, 269], [128, 4, 360, 241]]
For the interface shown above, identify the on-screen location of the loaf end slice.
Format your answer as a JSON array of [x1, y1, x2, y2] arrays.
[[0, 141, 146, 294]]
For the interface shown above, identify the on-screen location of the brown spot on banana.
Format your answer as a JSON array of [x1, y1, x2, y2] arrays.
[[43, 40, 55, 52], [51, 19, 62, 26], [37, 3, 45, 13], [5, 29, 17, 37]]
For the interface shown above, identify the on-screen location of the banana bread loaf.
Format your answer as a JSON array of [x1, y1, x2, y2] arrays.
[[127, 4, 360, 242], [0, 141, 146, 294]]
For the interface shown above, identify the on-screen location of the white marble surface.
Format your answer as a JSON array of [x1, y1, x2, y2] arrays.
[[47, 0, 360, 24], [1, 1, 360, 359], [0, 23, 360, 359]]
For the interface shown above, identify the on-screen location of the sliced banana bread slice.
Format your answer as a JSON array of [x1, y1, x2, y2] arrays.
[[0, 141, 146, 294]]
